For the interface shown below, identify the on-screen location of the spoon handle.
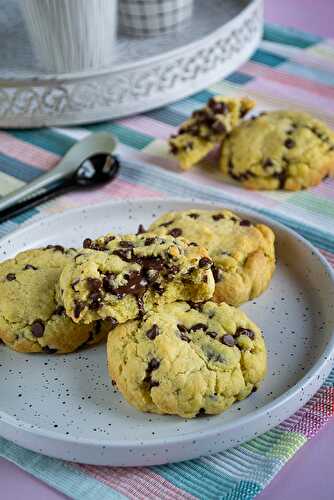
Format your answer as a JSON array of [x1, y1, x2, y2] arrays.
[[0, 179, 73, 224], [0, 168, 72, 213]]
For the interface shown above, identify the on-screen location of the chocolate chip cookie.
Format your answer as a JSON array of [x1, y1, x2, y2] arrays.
[[220, 110, 334, 190], [59, 233, 215, 324], [0, 247, 113, 354], [149, 209, 275, 306], [169, 96, 255, 170], [107, 301, 267, 418]]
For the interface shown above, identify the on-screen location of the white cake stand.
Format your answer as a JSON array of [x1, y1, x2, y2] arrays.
[[0, 0, 263, 128]]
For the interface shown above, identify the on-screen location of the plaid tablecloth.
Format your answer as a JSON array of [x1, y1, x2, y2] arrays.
[[1, 23, 334, 499]]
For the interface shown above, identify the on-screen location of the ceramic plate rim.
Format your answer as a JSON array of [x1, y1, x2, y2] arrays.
[[1, 197, 334, 451]]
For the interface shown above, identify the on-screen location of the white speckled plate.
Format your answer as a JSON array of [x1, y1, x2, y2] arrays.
[[1, 198, 334, 466]]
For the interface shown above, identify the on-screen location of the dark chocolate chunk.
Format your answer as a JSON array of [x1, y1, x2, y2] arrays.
[[198, 257, 212, 269], [212, 265, 224, 283], [211, 121, 227, 133], [24, 264, 38, 271], [159, 220, 174, 228], [189, 242, 198, 246], [189, 213, 199, 219], [46, 244, 64, 253], [168, 228, 182, 238], [43, 346, 57, 354], [71, 278, 80, 291], [152, 282, 164, 295], [54, 305, 65, 316], [207, 331, 217, 339], [147, 358, 160, 372], [170, 143, 179, 155], [221, 334, 235, 346], [83, 238, 93, 248], [196, 407, 206, 417], [136, 224, 146, 235], [144, 237, 156, 246], [187, 301, 203, 311], [180, 333, 190, 343], [168, 265, 180, 276], [284, 138, 295, 149], [146, 325, 160, 340], [74, 301, 84, 319], [145, 378, 159, 389], [212, 213, 224, 221], [191, 323, 208, 332], [240, 219, 251, 227], [273, 169, 287, 189], [119, 241, 134, 248], [6, 273, 16, 281], [263, 158, 273, 168], [89, 292, 102, 310], [87, 277, 102, 293], [112, 249, 133, 262], [208, 98, 228, 115], [177, 324, 188, 333], [235, 327, 255, 340], [31, 319, 45, 337]]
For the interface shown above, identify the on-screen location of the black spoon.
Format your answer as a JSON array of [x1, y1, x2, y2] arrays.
[[0, 133, 119, 224]]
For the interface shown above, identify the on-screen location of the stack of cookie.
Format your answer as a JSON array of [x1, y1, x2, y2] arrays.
[[0, 208, 275, 419], [170, 96, 334, 190]]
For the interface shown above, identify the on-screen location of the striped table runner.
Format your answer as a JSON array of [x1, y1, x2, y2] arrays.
[[0, 23, 334, 499]]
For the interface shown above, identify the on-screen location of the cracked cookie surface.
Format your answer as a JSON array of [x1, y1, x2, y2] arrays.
[[149, 209, 275, 306], [59, 233, 215, 324], [0, 247, 112, 354], [107, 301, 267, 418], [169, 96, 255, 170], [220, 110, 334, 190]]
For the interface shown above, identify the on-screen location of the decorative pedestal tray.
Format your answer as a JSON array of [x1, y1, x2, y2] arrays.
[[0, 0, 263, 128]]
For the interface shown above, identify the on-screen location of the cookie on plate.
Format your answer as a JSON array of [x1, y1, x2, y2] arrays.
[[107, 301, 267, 418], [149, 209, 275, 306], [59, 233, 215, 324], [0, 247, 113, 354], [220, 110, 334, 190], [169, 96, 255, 170]]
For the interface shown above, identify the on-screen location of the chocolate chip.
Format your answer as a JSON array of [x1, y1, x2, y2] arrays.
[[46, 244, 64, 253], [235, 327, 255, 340], [212, 213, 224, 221], [221, 334, 235, 346], [31, 319, 45, 337], [273, 170, 287, 189], [178, 324, 188, 333], [198, 257, 212, 269], [147, 358, 160, 372], [196, 407, 206, 417], [263, 158, 273, 168], [187, 301, 203, 311], [113, 249, 133, 262], [168, 265, 180, 276], [137, 296, 145, 317], [152, 282, 164, 295], [212, 265, 224, 283], [54, 305, 65, 316], [189, 213, 199, 219], [170, 143, 178, 155], [146, 378, 159, 389], [137, 224, 146, 235], [189, 242, 198, 246], [43, 346, 57, 354], [211, 121, 227, 133], [207, 331, 217, 339], [71, 278, 80, 291], [284, 138, 295, 149], [159, 220, 174, 228], [74, 301, 84, 319], [240, 219, 251, 227], [168, 228, 182, 238], [24, 264, 37, 270], [83, 238, 93, 248], [89, 292, 102, 310], [146, 325, 160, 340], [180, 333, 190, 343], [119, 241, 134, 248], [208, 98, 228, 115], [6, 273, 16, 281], [144, 237, 156, 246], [87, 277, 102, 293], [191, 323, 207, 332]]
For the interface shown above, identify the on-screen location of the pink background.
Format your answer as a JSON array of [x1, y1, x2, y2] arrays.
[[1, 1, 334, 498]]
